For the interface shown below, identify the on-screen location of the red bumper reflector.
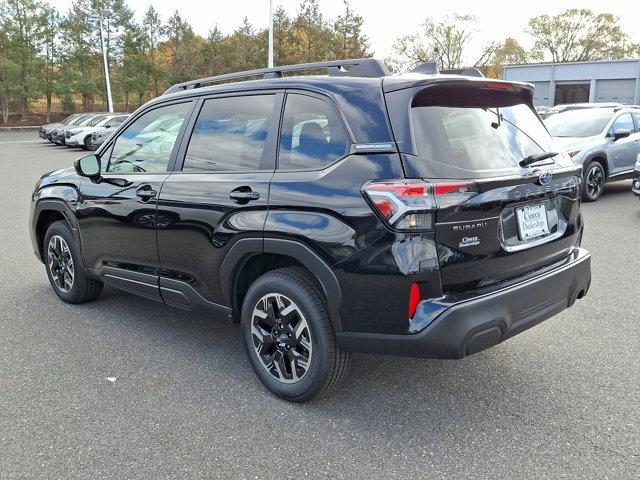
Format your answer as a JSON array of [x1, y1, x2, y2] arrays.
[[409, 283, 420, 318]]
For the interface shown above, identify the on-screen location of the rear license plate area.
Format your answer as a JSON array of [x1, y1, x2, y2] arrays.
[[516, 203, 549, 241]]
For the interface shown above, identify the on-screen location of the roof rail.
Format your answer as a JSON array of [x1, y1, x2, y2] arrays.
[[163, 58, 389, 94]]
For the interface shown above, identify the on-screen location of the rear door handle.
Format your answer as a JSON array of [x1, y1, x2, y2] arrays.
[[136, 186, 157, 201], [230, 188, 260, 202]]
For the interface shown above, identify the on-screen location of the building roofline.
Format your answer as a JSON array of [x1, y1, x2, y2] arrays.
[[503, 58, 640, 69]]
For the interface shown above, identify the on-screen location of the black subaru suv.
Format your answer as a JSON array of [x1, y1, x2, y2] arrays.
[[30, 59, 591, 402]]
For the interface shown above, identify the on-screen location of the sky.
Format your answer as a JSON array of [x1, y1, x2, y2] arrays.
[[48, 0, 640, 61]]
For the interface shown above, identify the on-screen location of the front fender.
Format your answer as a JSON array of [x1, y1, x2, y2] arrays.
[[30, 184, 82, 263]]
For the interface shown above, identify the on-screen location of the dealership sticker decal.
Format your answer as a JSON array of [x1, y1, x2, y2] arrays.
[[459, 236, 480, 248]]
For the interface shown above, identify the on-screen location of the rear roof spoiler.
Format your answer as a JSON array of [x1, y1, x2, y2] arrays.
[[409, 62, 484, 78]]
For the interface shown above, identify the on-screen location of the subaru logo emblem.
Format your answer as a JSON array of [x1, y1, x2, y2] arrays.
[[538, 172, 552, 185]]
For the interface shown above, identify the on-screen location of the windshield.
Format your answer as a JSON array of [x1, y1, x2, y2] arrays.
[[545, 109, 612, 137], [411, 97, 568, 179]]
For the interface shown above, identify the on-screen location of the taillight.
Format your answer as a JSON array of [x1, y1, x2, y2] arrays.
[[363, 179, 477, 231]]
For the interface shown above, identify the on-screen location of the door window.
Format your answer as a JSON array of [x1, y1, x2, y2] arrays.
[[610, 113, 634, 135], [278, 94, 348, 170], [633, 113, 640, 133], [182, 95, 275, 172], [105, 102, 191, 173]]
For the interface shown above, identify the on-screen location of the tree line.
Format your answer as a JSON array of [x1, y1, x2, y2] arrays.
[[0, 0, 370, 123], [1, 0, 638, 124]]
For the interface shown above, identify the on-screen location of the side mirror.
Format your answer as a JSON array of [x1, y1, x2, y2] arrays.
[[74, 154, 101, 179], [613, 128, 631, 141]]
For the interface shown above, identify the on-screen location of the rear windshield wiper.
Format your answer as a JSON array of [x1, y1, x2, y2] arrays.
[[520, 151, 558, 167]]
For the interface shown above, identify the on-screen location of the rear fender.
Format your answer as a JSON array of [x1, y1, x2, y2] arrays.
[[220, 238, 343, 332]]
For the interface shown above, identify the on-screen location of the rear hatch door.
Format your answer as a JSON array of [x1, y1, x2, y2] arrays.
[[386, 79, 583, 293]]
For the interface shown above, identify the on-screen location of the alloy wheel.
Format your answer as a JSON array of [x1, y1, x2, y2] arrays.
[[586, 164, 604, 199], [251, 293, 313, 384], [47, 235, 74, 292]]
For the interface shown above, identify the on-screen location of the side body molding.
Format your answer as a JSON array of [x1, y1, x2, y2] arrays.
[[220, 238, 343, 332]]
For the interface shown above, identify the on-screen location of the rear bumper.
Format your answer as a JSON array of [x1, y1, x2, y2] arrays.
[[336, 247, 591, 359]]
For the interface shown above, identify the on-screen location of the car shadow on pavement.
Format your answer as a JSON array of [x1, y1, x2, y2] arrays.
[[21, 282, 569, 436]]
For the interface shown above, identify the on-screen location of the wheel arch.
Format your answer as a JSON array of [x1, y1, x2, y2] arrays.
[[584, 153, 609, 178], [32, 198, 82, 265], [220, 238, 343, 332]]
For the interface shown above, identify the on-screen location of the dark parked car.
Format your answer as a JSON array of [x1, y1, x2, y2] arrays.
[[30, 59, 591, 402], [39, 113, 85, 141]]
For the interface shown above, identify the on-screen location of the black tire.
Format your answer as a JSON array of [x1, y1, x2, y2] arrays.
[[83, 135, 91, 150], [582, 160, 606, 202], [241, 267, 350, 402], [43, 220, 103, 304]]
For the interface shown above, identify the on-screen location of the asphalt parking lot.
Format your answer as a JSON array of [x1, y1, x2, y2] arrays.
[[0, 130, 638, 479]]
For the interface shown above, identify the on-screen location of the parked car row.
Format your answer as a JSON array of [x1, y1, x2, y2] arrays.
[[39, 112, 129, 150], [543, 104, 640, 201]]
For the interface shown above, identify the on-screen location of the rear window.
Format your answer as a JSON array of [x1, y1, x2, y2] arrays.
[[409, 86, 569, 179]]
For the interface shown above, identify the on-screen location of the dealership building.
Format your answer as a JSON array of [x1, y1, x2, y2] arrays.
[[503, 59, 640, 107]]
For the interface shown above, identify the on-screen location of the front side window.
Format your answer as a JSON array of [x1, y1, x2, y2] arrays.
[[278, 94, 348, 170], [610, 113, 634, 134], [183, 95, 275, 172], [106, 102, 191, 173]]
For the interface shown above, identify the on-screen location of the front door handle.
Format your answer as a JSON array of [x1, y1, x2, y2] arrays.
[[136, 186, 157, 202], [230, 188, 260, 203]]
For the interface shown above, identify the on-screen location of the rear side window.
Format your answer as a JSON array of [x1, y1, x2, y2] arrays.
[[409, 85, 570, 179], [278, 94, 348, 170], [183, 95, 275, 172]]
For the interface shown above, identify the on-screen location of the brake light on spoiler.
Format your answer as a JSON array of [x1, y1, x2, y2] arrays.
[[484, 82, 513, 90], [363, 179, 478, 232]]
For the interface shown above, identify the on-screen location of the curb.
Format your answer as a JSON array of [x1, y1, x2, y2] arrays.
[[0, 126, 40, 132]]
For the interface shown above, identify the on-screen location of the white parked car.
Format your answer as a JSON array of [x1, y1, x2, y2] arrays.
[[65, 114, 129, 149]]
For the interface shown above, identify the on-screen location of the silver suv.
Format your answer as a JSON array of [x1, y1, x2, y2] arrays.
[[545, 106, 640, 201]]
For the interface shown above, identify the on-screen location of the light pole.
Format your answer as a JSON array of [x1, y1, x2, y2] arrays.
[[268, 0, 274, 68], [87, 12, 114, 113], [97, 17, 114, 113]]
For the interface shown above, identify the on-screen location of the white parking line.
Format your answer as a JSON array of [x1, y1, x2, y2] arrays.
[[0, 140, 41, 144]]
